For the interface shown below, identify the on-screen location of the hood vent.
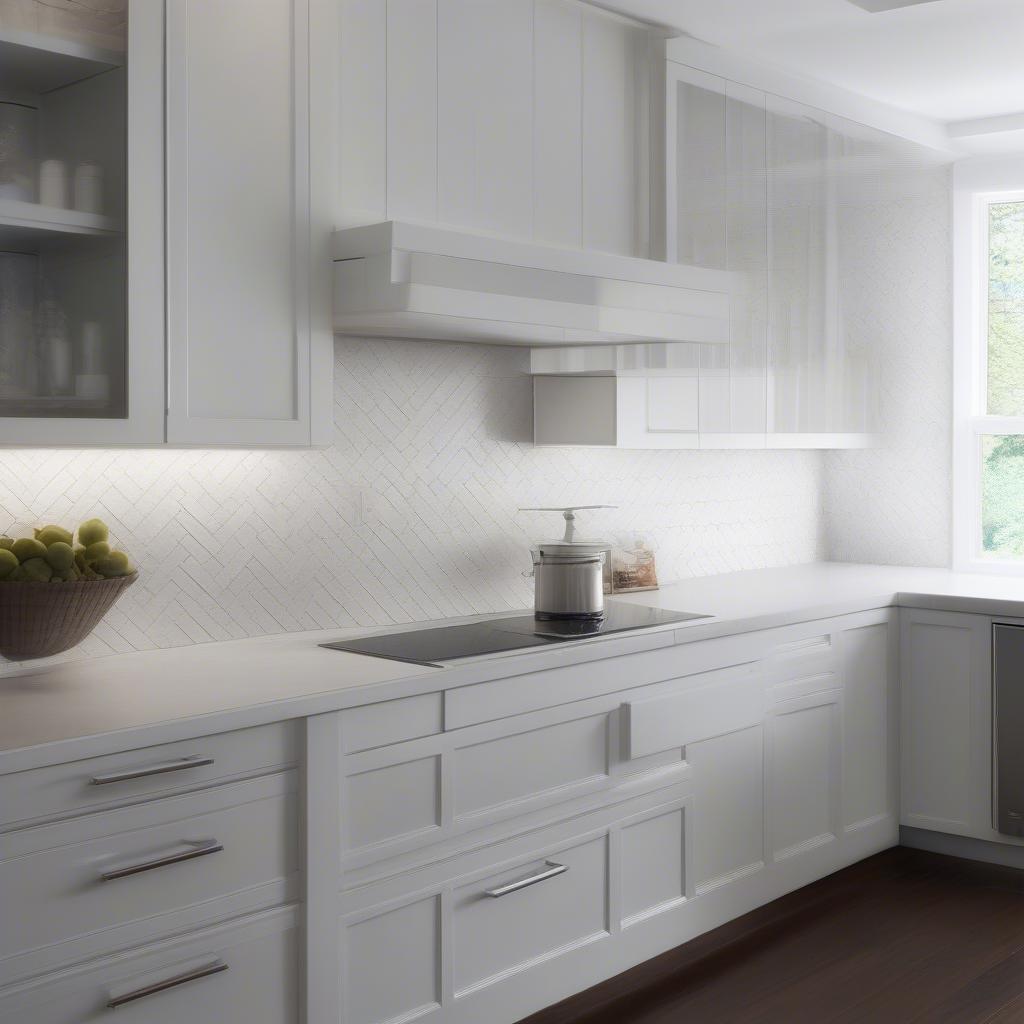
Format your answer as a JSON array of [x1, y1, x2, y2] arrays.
[[333, 221, 731, 348]]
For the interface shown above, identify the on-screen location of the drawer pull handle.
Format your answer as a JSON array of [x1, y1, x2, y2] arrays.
[[107, 959, 228, 1009], [90, 755, 215, 786], [484, 860, 568, 898], [100, 838, 223, 881]]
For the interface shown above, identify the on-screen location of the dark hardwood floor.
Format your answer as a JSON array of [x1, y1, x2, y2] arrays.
[[519, 847, 1024, 1024]]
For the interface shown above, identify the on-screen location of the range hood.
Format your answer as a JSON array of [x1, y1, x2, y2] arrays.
[[332, 221, 731, 347]]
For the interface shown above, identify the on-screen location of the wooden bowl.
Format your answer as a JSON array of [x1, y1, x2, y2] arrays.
[[0, 572, 138, 660]]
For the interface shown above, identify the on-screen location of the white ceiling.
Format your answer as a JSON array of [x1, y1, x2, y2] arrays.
[[603, 0, 1024, 125]]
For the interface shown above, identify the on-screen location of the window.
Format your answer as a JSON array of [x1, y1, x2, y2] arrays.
[[955, 190, 1024, 572]]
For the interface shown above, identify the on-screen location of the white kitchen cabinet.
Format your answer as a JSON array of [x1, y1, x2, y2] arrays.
[[165, 0, 334, 446], [0, 907, 299, 1024], [338, 0, 657, 257], [0, 3, 164, 445], [899, 608, 994, 839], [0, 0, 333, 447]]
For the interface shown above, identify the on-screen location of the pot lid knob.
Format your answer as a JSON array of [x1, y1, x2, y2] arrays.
[[518, 505, 617, 544]]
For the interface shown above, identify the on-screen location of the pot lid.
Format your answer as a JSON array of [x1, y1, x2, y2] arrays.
[[519, 505, 614, 556]]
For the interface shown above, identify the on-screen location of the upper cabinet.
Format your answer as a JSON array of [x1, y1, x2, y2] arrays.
[[164, 0, 333, 446], [0, 0, 333, 447], [338, 0, 659, 259], [534, 55, 946, 450], [0, 2, 163, 444]]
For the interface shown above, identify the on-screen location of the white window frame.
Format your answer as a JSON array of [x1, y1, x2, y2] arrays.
[[953, 186, 1024, 574]]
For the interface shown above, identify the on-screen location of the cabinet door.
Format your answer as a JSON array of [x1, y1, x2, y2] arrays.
[[165, 0, 333, 446], [839, 614, 896, 833], [666, 65, 767, 446], [900, 609, 991, 835], [768, 690, 842, 862], [766, 94, 831, 441], [0, 0, 164, 444]]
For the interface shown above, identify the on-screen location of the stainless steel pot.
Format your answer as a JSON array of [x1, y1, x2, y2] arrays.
[[531, 546, 605, 621]]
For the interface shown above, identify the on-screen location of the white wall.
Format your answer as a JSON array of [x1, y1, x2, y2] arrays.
[[0, 337, 823, 672]]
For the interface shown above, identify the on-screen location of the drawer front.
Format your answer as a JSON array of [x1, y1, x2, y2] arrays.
[[0, 907, 298, 1024], [0, 774, 296, 962], [342, 704, 618, 865], [452, 833, 608, 995], [453, 713, 609, 819], [623, 663, 763, 759], [341, 783, 692, 1024], [0, 722, 298, 830]]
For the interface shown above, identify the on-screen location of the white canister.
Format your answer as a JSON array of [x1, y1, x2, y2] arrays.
[[0, 102, 37, 202], [73, 163, 103, 214], [38, 159, 68, 208], [0, 252, 37, 398], [79, 320, 103, 372]]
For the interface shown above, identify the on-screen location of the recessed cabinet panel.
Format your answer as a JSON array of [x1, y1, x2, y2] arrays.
[[900, 616, 976, 830], [647, 376, 699, 432], [166, 0, 318, 445], [452, 835, 608, 995], [841, 621, 891, 829], [454, 714, 609, 819], [344, 896, 441, 1024], [688, 725, 765, 891], [344, 755, 441, 850], [619, 807, 686, 924], [770, 696, 841, 860]]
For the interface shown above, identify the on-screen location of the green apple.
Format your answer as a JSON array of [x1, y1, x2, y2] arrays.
[[12, 538, 46, 562], [77, 518, 109, 547]]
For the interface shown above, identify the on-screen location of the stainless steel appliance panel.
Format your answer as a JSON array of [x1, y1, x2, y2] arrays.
[[993, 623, 1024, 836]]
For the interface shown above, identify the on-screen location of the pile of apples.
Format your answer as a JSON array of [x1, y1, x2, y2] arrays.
[[0, 518, 135, 583]]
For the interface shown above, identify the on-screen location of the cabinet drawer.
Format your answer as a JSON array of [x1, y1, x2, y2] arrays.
[[0, 774, 296, 963], [622, 663, 763, 759], [0, 722, 298, 830], [341, 782, 692, 1024], [0, 906, 298, 1024], [452, 833, 607, 996]]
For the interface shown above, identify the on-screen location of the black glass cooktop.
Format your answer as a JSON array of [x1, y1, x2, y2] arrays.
[[321, 602, 710, 667]]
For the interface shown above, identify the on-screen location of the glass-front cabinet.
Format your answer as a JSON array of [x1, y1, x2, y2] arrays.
[[0, 1, 163, 443]]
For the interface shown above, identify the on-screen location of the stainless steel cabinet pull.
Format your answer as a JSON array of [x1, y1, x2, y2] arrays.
[[90, 755, 215, 785], [100, 838, 223, 881], [484, 860, 568, 898], [107, 960, 228, 1009]]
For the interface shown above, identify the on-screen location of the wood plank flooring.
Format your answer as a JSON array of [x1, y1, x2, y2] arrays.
[[519, 848, 1024, 1024]]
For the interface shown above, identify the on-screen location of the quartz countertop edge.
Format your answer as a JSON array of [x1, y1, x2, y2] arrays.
[[3, 562, 1024, 774]]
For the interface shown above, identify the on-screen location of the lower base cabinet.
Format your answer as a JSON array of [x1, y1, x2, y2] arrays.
[[0, 906, 299, 1024], [341, 785, 693, 1024], [331, 609, 898, 1024]]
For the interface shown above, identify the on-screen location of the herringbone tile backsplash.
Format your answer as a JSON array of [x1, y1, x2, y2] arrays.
[[0, 337, 823, 670]]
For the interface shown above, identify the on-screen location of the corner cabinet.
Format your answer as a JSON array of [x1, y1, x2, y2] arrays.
[[0, 0, 333, 448], [533, 60, 945, 451]]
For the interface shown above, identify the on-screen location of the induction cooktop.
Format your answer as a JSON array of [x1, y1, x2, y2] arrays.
[[320, 602, 710, 667]]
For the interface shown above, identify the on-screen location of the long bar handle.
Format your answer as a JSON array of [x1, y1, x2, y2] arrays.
[[484, 860, 568, 898], [100, 838, 223, 881], [107, 960, 228, 1009], [90, 755, 215, 786]]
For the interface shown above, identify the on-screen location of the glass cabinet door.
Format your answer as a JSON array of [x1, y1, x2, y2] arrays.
[[0, 1, 163, 444], [668, 65, 767, 443]]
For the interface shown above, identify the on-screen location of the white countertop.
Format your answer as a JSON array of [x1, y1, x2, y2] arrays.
[[3, 561, 1023, 773]]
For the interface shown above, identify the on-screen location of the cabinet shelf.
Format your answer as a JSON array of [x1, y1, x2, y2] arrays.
[[0, 198, 120, 250], [0, 28, 123, 95]]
